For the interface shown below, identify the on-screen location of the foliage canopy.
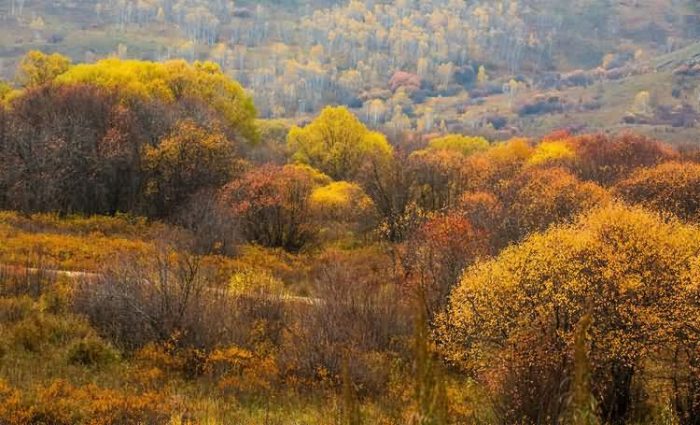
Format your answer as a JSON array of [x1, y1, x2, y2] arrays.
[[56, 58, 258, 142], [288, 106, 393, 181]]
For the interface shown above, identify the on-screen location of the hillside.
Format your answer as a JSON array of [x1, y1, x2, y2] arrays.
[[1, 0, 700, 141]]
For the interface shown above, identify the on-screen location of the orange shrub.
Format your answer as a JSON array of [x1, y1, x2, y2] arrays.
[[614, 161, 700, 222], [0, 379, 174, 425], [402, 213, 488, 316], [569, 132, 677, 186], [220, 164, 325, 251], [0, 379, 29, 425], [500, 167, 611, 241], [35, 380, 174, 425], [0, 228, 154, 272], [461, 138, 534, 193], [205, 346, 279, 395]]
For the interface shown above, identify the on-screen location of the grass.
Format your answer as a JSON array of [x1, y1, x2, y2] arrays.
[[0, 211, 155, 237], [0, 293, 402, 424], [652, 41, 700, 70], [0, 211, 332, 305], [0, 213, 155, 272]]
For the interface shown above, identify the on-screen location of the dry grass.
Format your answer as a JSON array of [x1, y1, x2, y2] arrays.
[[0, 212, 156, 271]]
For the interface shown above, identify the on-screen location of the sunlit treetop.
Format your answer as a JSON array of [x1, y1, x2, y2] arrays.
[[426, 134, 489, 157], [527, 140, 576, 167], [458, 137, 535, 194], [287, 106, 393, 181], [55, 58, 258, 142], [311, 181, 359, 208], [16, 50, 71, 88], [310, 181, 373, 212], [502, 167, 611, 240], [287, 163, 333, 187], [485, 137, 534, 165], [309, 180, 376, 230]]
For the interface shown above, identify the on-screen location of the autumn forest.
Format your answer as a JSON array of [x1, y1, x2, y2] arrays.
[[2, 1, 700, 424]]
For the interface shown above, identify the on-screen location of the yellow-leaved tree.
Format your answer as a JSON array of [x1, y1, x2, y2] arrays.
[[16, 50, 71, 87], [426, 134, 489, 157], [55, 58, 258, 142], [143, 120, 236, 215], [0, 80, 11, 102], [287, 106, 393, 181], [527, 140, 576, 167], [438, 203, 700, 424]]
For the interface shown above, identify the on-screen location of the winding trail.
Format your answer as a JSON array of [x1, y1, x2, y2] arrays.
[[0, 263, 321, 305]]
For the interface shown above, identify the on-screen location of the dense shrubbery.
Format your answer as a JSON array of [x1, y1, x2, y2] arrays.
[[567, 132, 677, 186], [219, 164, 325, 251], [0, 54, 255, 220], [499, 166, 610, 241], [438, 204, 700, 424]]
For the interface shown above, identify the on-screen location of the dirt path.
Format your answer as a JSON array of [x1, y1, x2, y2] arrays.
[[0, 263, 321, 305], [0, 263, 100, 281]]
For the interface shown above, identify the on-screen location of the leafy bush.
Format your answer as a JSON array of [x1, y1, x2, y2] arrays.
[[614, 161, 700, 222], [220, 164, 326, 250], [438, 203, 700, 423], [11, 314, 91, 353], [67, 336, 119, 367]]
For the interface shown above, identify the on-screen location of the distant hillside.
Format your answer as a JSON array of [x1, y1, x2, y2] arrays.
[[1, 0, 699, 140]]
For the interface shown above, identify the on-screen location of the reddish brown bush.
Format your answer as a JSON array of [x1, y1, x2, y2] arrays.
[[219, 164, 322, 251], [569, 132, 677, 186], [401, 213, 488, 317], [614, 161, 700, 222], [500, 167, 611, 241], [458, 191, 505, 251], [0, 84, 141, 215]]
